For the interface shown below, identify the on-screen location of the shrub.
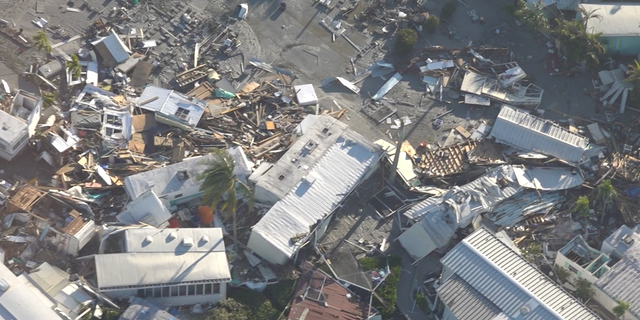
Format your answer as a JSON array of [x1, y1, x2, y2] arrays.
[[441, 0, 458, 21], [424, 15, 439, 33], [395, 28, 418, 53], [359, 257, 379, 271], [265, 280, 296, 310]]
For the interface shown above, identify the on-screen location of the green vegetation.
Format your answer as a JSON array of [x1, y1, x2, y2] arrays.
[[441, 0, 458, 21], [209, 298, 251, 320], [66, 54, 82, 78], [423, 15, 439, 34], [575, 278, 595, 302], [522, 242, 542, 264], [574, 196, 590, 218], [42, 91, 56, 108], [613, 300, 631, 319], [265, 280, 296, 311], [395, 28, 418, 54], [598, 179, 617, 223], [553, 7, 605, 68], [198, 148, 254, 247], [513, 0, 549, 34], [206, 289, 282, 320], [370, 255, 403, 319], [33, 30, 51, 55], [415, 292, 428, 311], [626, 60, 640, 104], [358, 257, 379, 271], [555, 265, 570, 284]]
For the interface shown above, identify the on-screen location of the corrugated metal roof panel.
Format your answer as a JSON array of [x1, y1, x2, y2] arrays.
[[490, 105, 588, 164], [441, 228, 601, 320], [594, 243, 640, 318], [249, 130, 381, 261], [437, 274, 503, 320]]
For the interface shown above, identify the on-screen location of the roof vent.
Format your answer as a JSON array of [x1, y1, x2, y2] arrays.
[[1, 123, 7, 131], [622, 234, 635, 246], [182, 237, 194, 247], [200, 235, 210, 244], [520, 306, 530, 315], [143, 236, 153, 244], [167, 232, 177, 241], [0, 278, 10, 291]]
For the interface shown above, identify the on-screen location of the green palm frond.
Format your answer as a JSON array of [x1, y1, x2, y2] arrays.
[[32, 30, 51, 54], [236, 180, 255, 213], [66, 54, 82, 78]]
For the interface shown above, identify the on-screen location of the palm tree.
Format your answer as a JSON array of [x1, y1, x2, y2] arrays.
[[577, 7, 602, 29], [627, 60, 640, 83], [66, 54, 82, 79], [32, 30, 51, 55], [554, 18, 605, 69], [574, 196, 590, 218], [41, 91, 56, 108], [613, 300, 630, 319], [198, 148, 254, 248], [598, 179, 617, 223]]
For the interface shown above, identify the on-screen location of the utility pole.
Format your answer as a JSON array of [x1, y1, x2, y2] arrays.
[[389, 120, 404, 183], [389, 95, 431, 182]]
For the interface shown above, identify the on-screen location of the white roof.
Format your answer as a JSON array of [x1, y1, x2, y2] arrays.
[[293, 84, 318, 106], [95, 252, 230, 289], [122, 228, 225, 254], [490, 105, 588, 164], [0, 263, 61, 320], [96, 228, 230, 289], [441, 228, 601, 320], [249, 128, 381, 262], [117, 190, 172, 227], [0, 110, 28, 146], [581, 4, 640, 36]]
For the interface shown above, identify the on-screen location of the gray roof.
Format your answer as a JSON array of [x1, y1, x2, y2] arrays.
[[441, 228, 601, 320], [119, 297, 181, 320], [0, 109, 28, 146], [138, 86, 206, 127], [0, 262, 60, 320], [437, 274, 502, 320], [251, 115, 359, 202], [490, 105, 588, 164], [601, 224, 640, 256], [594, 239, 640, 318], [248, 116, 381, 262]]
